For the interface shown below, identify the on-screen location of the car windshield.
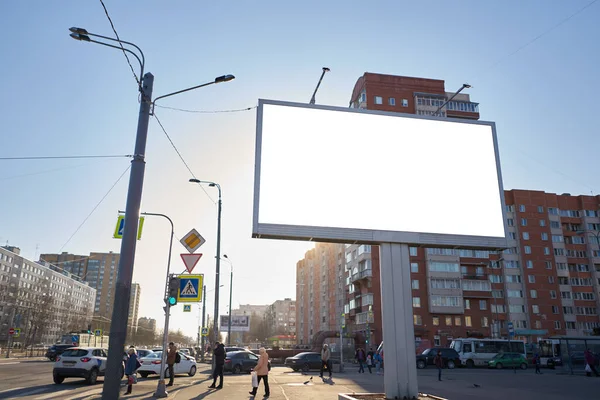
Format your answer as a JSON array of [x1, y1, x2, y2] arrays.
[[62, 349, 89, 357], [492, 353, 504, 359], [421, 349, 432, 355], [295, 352, 314, 358]]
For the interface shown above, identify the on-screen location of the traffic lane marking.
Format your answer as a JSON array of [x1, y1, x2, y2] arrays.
[[0, 362, 20, 366], [34, 389, 76, 399], [0, 387, 24, 394]]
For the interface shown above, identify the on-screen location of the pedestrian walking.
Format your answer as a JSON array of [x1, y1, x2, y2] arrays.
[[533, 353, 542, 374], [374, 350, 383, 375], [209, 342, 225, 389], [584, 349, 599, 377], [124, 347, 140, 395], [366, 354, 373, 373], [249, 347, 270, 398], [320, 343, 332, 379], [434, 350, 443, 381], [166, 342, 178, 387], [356, 347, 366, 373]]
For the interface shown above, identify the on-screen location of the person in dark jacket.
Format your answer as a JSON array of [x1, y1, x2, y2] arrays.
[[434, 350, 443, 381], [124, 347, 139, 395], [209, 342, 225, 389], [166, 342, 178, 387], [533, 353, 542, 374], [355, 347, 366, 373]]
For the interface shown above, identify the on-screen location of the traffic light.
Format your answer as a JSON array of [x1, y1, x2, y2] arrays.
[[167, 276, 180, 306], [87, 324, 92, 334]]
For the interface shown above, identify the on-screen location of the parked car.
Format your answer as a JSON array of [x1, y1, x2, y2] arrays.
[[180, 348, 191, 356], [416, 348, 461, 369], [46, 344, 75, 362], [488, 352, 528, 369], [225, 346, 248, 353], [224, 350, 261, 374], [53, 347, 108, 384], [137, 351, 197, 378], [285, 352, 322, 372]]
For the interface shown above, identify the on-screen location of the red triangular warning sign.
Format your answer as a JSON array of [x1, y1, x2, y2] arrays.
[[181, 253, 202, 273]]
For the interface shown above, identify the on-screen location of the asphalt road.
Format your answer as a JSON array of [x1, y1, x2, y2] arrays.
[[1, 358, 599, 400]]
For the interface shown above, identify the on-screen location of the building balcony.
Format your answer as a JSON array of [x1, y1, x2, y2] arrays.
[[461, 274, 487, 280], [351, 269, 372, 283]]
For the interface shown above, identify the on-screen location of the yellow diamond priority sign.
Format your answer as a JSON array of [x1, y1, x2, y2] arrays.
[[180, 228, 205, 253]]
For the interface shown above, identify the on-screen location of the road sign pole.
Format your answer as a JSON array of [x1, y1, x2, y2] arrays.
[[201, 285, 206, 363]]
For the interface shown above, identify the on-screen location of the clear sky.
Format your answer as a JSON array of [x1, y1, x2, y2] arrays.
[[1, 1, 598, 338]]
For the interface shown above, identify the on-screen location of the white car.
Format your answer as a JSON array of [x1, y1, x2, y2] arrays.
[[137, 351, 197, 378], [53, 347, 108, 385]]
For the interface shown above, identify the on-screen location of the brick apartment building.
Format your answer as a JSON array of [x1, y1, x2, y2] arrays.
[[297, 72, 600, 348]]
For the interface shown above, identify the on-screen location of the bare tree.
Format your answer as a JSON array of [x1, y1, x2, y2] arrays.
[[24, 293, 54, 346]]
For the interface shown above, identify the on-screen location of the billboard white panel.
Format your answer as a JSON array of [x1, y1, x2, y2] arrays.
[[253, 99, 508, 249], [220, 315, 250, 332]]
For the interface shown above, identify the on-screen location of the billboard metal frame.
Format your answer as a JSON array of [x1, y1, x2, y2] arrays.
[[252, 99, 509, 250]]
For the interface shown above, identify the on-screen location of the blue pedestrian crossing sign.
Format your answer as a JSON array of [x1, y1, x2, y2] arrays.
[[113, 215, 145, 240], [201, 327, 208, 336], [177, 274, 203, 303], [94, 329, 102, 337], [183, 304, 191, 312]]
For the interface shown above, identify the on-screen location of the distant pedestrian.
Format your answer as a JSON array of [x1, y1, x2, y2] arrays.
[[584, 349, 599, 377], [434, 350, 443, 381], [533, 353, 542, 374], [356, 347, 366, 373], [374, 350, 383, 375], [320, 343, 332, 379], [249, 347, 270, 398], [124, 347, 140, 395], [166, 342, 178, 387], [209, 342, 225, 389]]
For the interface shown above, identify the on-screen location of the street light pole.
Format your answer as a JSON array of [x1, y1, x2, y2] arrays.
[[189, 179, 222, 370], [433, 83, 471, 116], [201, 285, 206, 363], [223, 255, 233, 346]]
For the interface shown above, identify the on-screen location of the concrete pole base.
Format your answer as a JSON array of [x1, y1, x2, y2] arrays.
[[154, 380, 168, 398]]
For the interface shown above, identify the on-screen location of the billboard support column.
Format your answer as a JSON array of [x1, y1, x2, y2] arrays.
[[380, 243, 418, 399]]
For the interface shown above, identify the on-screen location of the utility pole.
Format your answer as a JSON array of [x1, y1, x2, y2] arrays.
[[340, 313, 345, 372], [103, 73, 154, 400]]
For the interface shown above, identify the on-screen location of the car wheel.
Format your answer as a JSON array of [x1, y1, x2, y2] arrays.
[[302, 363, 310, 372], [447, 360, 456, 369], [496, 363, 503, 369], [53, 375, 64, 384], [292, 368, 298, 372], [233, 364, 241, 374], [417, 360, 426, 369], [520, 363, 527, 370], [86, 368, 98, 385], [189, 366, 197, 377], [466, 359, 475, 368]]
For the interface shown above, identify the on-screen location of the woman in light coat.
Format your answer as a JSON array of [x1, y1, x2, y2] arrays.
[[249, 347, 270, 398], [124, 347, 139, 395]]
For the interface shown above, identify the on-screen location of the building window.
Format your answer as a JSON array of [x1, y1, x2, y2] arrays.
[[412, 297, 421, 308], [434, 335, 441, 346], [554, 321, 561, 329], [412, 280, 419, 290], [521, 218, 527, 226], [414, 314, 422, 325], [409, 247, 418, 256], [374, 96, 383, 105], [507, 219, 514, 226], [509, 232, 516, 239], [481, 317, 489, 327], [445, 316, 452, 326], [524, 246, 531, 254], [548, 276, 555, 283], [402, 99, 408, 107], [433, 316, 440, 326], [532, 305, 539, 314], [388, 97, 396, 106], [465, 316, 472, 327], [544, 247, 550, 255], [526, 260, 533, 269], [528, 275, 535, 283], [455, 316, 462, 326], [550, 290, 557, 299], [540, 220, 546, 227], [530, 289, 537, 298], [519, 205, 526, 212], [479, 300, 487, 310], [541, 232, 548, 240], [464, 299, 471, 309], [523, 232, 529, 240], [411, 263, 419, 273]]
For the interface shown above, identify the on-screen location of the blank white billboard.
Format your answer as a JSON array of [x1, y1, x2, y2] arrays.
[[253, 100, 508, 249]]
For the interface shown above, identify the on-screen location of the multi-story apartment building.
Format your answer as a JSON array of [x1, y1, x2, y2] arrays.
[[231, 304, 270, 318], [339, 72, 600, 347], [128, 283, 141, 336], [296, 243, 346, 345], [266, 298, 296, 336], [40, 251, 121, 330], [0, 246, 95, 345]]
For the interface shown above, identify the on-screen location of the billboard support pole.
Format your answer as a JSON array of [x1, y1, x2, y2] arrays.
[[380, 243, 418, 399]]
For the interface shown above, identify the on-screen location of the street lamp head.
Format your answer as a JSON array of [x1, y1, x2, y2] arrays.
[[223, 254, 229, 259], [70, 32, 91, 42], [189, 178, 201, 183], [215, 74, 235, 83], [323, 67, 331, 72], [209, 183, 216, 187], [69, 27, 89, 35], [462, 83, 472, 89]]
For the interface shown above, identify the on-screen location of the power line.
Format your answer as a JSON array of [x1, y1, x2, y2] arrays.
[[152, 113, 216, 204], [154, 104, 257, 114], [98, 0, 140, 88], [472, 0, 599, 82], [59, 165, 131, 252], [0, 155, 132, 160]]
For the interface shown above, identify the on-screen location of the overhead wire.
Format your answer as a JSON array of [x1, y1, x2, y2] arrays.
[[59, 164, 131, 252], [0, 155, 132, 160], [152, 112, 216, 204], [153, 104, 257, 114], [98, 0, 141, 88]]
